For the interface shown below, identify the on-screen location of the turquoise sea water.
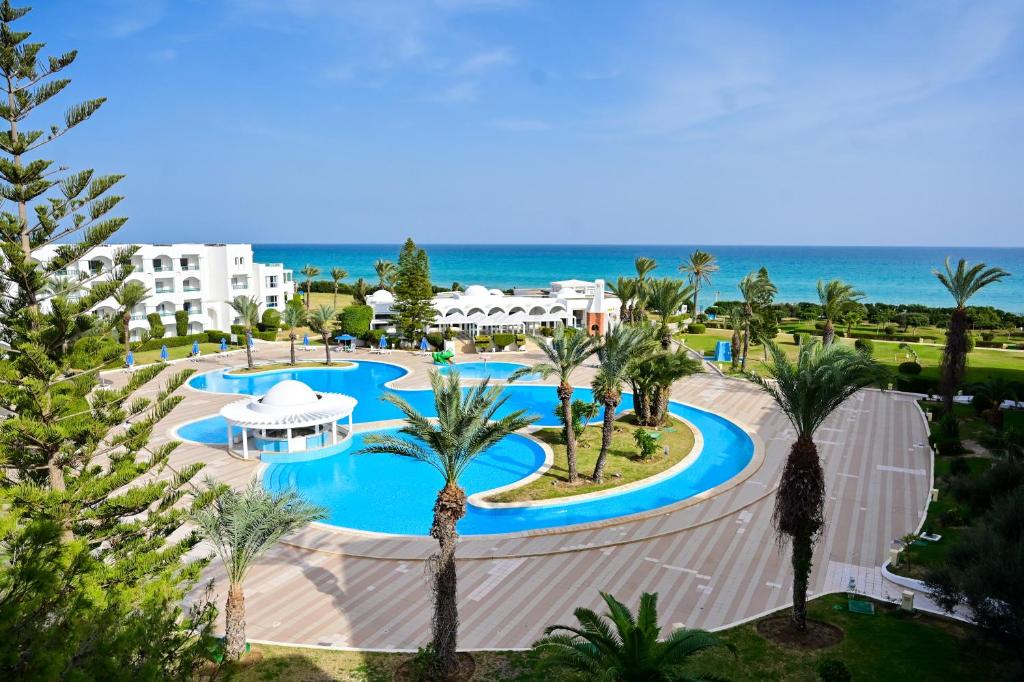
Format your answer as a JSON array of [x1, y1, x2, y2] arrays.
[[254, 244, 1024, 312]]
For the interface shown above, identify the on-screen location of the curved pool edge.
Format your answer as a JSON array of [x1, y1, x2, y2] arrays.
[[185, 357, 417, 397]]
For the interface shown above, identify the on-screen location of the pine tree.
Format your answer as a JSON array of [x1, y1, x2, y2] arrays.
[[0, 4, 215, 677], [390, 237, 436, 341]]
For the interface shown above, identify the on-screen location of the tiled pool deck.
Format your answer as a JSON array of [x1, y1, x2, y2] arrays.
[[106, 341, 932, 650]]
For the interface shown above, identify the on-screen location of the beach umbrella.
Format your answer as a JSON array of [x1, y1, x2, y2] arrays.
[[303, 334, 310, 347], [420, 337, 429, 351], [379, 334, 388, 349], [159, 345, 169, 361], [192, 340, 200, 356], [220, 337, 228, 352], [126, 350, 134, 367]]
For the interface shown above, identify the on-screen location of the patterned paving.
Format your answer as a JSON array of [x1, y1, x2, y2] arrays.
[[107, 341, 933, 650]]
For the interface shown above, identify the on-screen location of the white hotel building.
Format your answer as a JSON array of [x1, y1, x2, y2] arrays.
[[32, 243, 294, 341], [366, 279, 622, 337]]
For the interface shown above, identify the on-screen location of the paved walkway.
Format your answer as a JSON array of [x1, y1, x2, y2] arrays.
[[108, 342, 934, 650]]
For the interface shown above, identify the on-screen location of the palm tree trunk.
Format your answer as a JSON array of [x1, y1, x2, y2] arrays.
[[323, 333, 332, 366], [651, 387, 668, 426], [822, 320, 835, 346], [660, 321, 671, 350], [244, 328, 254, 369], [741, 323, 750, 370], [429, 484, 467, 679], [304, 279, 311, 311], [289, 333, 296, 365], [224, 582, 246, 660], [731, 329, 741, 371], [775, 435, 824, 632], [558, 382, 579, 483], [592, 393, 619, 483], [332, 286, 338, 309], [940, 307, 969, 414], [693, 285, 699, 319]]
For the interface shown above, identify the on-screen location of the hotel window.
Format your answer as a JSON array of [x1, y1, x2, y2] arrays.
[[233, 256, 246, 265], [265, 295, 278, 309], [265, 275, 278, 288], [284, 272, 293, 282]]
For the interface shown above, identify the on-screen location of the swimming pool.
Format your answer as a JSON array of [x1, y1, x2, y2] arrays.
[[181, 361, 755, 535], [437, 361, 536, 381]]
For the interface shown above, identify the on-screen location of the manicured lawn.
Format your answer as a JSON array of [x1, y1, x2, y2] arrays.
[[225, 360, 353, 375], [485, 414, 695, 503], [303, 291, 355, 310], [228, 595, 1014, 681], [104, 342, 234, 368]]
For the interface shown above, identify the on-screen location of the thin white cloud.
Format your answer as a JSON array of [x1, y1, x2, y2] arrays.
[[431, 81, 478, 103], [106, 0, 167, 37], [492, 117, 552, 131], [456, 48, 514, 74]]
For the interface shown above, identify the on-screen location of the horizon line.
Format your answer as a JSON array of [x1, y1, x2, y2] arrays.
[[249, 242, 1024, 249]]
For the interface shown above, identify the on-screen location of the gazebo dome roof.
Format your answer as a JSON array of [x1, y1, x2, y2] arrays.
[[259, 380, 317, 408], [368, 289, 395, 304], [462, 284, 489, 297]]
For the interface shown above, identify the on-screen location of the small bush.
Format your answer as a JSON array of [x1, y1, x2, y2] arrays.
[[937, 507, 963, 527], [260, 308, 281, 331], [253, 330, 276, 342], [474, 335, 491, 351], [174, 310, 188, 337], [898, 361, 922, 375], [514, 333, 527, 347], [339, 304, 373, 336], [634, 428, 658, 460], [695, 313, 708, 323], [363, 329, 385, 344], [816, 658, 851, 682], [687, 323, 706, 334], [937, 412, 961, 440], [981, 330, 995, 342], [205, 330, 230, 344], [966, 334, 976, 352], [539, 326, 554, 337], [426, 332, 445, 350], [854, 338, 874, 355], [493, 333, 515, 350], [971, 393, 993, 415], [146, 312, 165, 339], [884, 324, 897, 335]]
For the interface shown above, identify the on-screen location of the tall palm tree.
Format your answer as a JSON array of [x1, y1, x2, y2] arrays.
[[816, 279, 864, 346], [352, 277, 370, 305], [634, 256, 657, 281], [282, 305, 306, 366], [359, 372, 535, 678], [607, 276, 641, 325], [307, 304, 336, 366], [627, 349, 702, 426], [726, 305, 744, 372], [748, 340, 883, 630], [633, 257, 657, 318], [591, 325, 658, 482], [230, 295, 261, 369], [374, 259, 395, 291], [300, 264, 320, 311], [329, 267, 348, 308], [737, 271, 776, 370], [112, 280, 150, 356], [510, 326, 596, 483], [646, 277, 694, 349], [192, 480, 325, 661], [534, 591, 728, 681], [678, 249, 718, 318], [934, 258, 1010, 413]]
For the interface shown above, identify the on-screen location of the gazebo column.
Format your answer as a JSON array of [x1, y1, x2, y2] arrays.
[[348, 413, 353, 439], [226, 421, 233, 454], [286, 427, 292, 452], [331, 420, 337, 445], [241, 427, 249, 460]]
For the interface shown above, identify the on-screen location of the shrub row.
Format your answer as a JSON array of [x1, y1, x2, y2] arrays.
[[136, 333, 207, 352]]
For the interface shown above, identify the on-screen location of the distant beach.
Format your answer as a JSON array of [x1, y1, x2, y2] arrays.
[[254, 244, 1024, 312]]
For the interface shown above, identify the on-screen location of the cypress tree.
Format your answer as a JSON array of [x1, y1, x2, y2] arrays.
[[0, 4, 216, 678], [391, 237, 436, 341]]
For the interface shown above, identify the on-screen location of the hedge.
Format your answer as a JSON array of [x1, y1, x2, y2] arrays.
[[253, 330, 276, 342], [514, 333, 527, 346], [854, 338, 874, 355], [136, 333, 206, 352], [174, 310, 188, 337], [228, 325, 275, 342], [539, 327, 554, 337], [205, 330, 230, 344], [474, 335, 492, 350], [895, 375, 937, 394], [898, 361, 922, 375], [686, 323, 706, 334], [426, 332, 445, 350], [339, 304, 373, 336], [146, 313, 165, 339], [260, 309, 281, 331], [363, 329, 386, 344], [493, 333, 515, 350]]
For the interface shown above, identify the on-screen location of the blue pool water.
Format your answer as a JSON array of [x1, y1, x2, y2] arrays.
[[437, 361, 536, 381], [181, 361, 755, 535]]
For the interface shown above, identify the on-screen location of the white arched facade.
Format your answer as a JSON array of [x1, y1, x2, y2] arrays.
[[219, 380, 357, 460]]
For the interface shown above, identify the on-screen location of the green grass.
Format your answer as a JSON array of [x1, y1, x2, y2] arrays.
[[227, 594, 1015, 681], [224, 360, 353, 375], [303, 291, 355, 310], [105, 342, 230, 368], [485, 414, 695, 503]]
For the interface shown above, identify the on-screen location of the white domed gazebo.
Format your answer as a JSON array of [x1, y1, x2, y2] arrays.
[[219, 380, 357, 460]]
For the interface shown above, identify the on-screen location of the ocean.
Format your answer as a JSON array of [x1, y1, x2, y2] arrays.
[[253, 244, 1024, 312]]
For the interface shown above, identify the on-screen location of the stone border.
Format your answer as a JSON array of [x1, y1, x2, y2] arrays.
[[881, 560, 929, 592]]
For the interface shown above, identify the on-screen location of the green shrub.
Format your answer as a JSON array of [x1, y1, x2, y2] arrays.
[[70, 334, 121, 369], [363, 329, 385, 344], [260, 308, 281, 331], [884, 324, 897, 336], [205, 330, 230, 344], [426, 332, 444, 350], [146, 312, 165, 339], [252, 330, 276, 342], [895, 375, 936, 394], [949, 456, 971, 477], [174, 310, 188, 337], [966, 334, 976, 352], [854, 338, 874, 355], [554, 400, 600, 443], [686, 323, 706, 334], [443, 327, 459, 340], [539, 326, 554, 337], [816, 658, 851, 682], [492, 333, 514, 350], [514, 333, 527, 347], [814, 321, 826, 331], [339, 304, 373, 336], [474, 335, 491, 350], [981, 330, 995, 342], [898, 361, 922, 375], [230, 324, 245, 336], [792, 332, 801, 345], [634, 428, 658, 460], [136, 333, 206, 352]]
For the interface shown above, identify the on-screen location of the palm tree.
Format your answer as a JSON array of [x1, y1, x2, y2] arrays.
[[300, 264, 320, 311], [633, 257, 657, 319], [534, 591, 729, 681], [607, 277, 641, 325], [359, 372, 535, 678], [112, 280, 150, 356], [635, 256, 657, 281], [816, 279, 864, 346], [737, 271, 776, 370], [229, 295, 261, 370], [307, 304, 336, 366], [627, 349, 702, 426], [592, 325, 658, 482], [374, 259, 395, 291], [970, 376, 1017, 429], [646, 277, 694, 349], [192, 480, 325, 661], [352, 277, 370, 305], [934, 258, 1010, 413], [726, 305, 744, 372], [679, 250, 718, 318], [329, 267, 348, 308], [282, 305, 306, 366], [510, 326, 596, 483], [748, 340, 883, 630]]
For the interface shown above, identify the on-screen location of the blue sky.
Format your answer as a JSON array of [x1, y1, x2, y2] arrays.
[[25, 0, 1024, 246]]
